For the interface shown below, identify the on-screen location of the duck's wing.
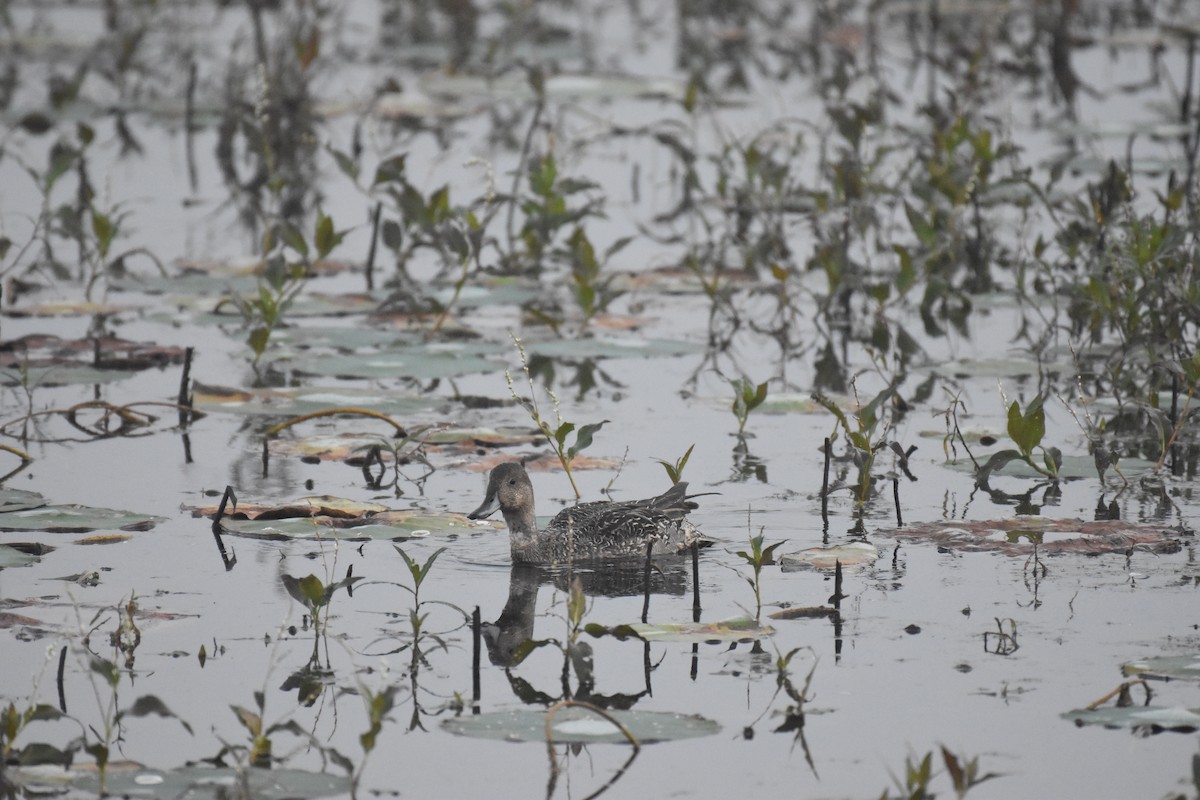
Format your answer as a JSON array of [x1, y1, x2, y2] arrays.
[[549, 491, 691, 539]]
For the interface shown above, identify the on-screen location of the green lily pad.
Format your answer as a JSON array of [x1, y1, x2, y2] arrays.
[[627, 616, 774, 644], [269, 426, 542, 461], [0, 364, 135, 387], [945, 453, 1155, 480], [192, 383, 437, 417], [1061, 705, 1200, 733], [273, 346, 503, 380], [523, 336, 703, 360], [265, 325, 417, 350], [427, 281, 540, 308], [0, 488, 48, 513], [0, 505, 162, 533], [443, 707, 719, 744], [1122, 655, 1200, 682], [0, 543, 54, 568], [7, 764, 351, 799]]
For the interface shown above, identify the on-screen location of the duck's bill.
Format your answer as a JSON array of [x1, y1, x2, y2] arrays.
[[468, 496, 499, 520]]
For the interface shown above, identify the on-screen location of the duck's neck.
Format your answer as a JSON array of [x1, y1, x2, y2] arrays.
[[502, 506, 540, 555]]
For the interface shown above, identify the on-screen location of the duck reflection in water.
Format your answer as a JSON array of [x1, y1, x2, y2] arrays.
[[481, 562, 697, 710]]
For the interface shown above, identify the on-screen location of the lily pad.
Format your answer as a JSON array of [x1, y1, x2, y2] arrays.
[[781, 541, 879, 571], [945, 453, 1156, 480], [206, 505, 503, 542], [191, 495, 392, 520], [522, 336, 703, 360], [7, 764, 351, 799], [0, 543, 54, 568], [192, 383, 437, 417], [0, 364, 135, 387], [443, 707, 719, 744], [627, 616, 774, 644], [269, 426, 543, 462], [0, 505, 163, 533], [1122, 655, 1200, 682], [272, 346, 503, 380], [0, 334, 187, 371], [881, 518, 1189, 556], [0, 488, 48, 513], [1061, 705, 1200, 733]]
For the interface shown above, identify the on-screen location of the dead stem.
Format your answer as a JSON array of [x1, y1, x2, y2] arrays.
[[264, 408, 406, 437]]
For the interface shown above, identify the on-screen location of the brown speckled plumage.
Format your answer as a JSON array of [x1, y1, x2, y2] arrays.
[[468, 462, 704, 565]]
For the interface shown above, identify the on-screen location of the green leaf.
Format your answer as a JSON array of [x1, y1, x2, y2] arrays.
[[278, 223, 309, 258], [1006, 397, 1045, 457], [552, 421, 575, 450], [230, 705, 263, 738], [904, 200, 935, 247], [248, 327, 270, 358], [314, 212, 335, 259], [567, 420, 608, 460], [975, 449, 1022, 484], [372, 154, 407, 186], [90, 208, 115, 258], [281, 573, 326, 609]]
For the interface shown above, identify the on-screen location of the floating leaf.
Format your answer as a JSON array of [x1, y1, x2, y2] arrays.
[[1061, 705, 1200, 733], [443, 707, 718, 744], [0, 489, 48, 514], [73, 534, 132, 545], [207, 507, 501, 542], [769, 606, 838, 620], [0, 505, 162, 533], [1122, 655, 1200, 682], [626, 616, 774, 644], [192, 383, 437, 417], [881, 518, 1187, 555], [5, 764, 351, 799], [273, 348, 503, 380], [780, 542, 879, 571], [0, 544, 53, 569], [523, 337, 703, 360]]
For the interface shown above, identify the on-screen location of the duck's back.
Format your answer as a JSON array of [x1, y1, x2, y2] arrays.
[[541, 483, 700, 561]]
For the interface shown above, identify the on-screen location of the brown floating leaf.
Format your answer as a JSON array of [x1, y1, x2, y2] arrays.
[[73, 534, 133, 545], [0, 611, 44, 628], [188, 495, 390, 520], [0, 334, 187, 371], [769, 606, 838, 620]]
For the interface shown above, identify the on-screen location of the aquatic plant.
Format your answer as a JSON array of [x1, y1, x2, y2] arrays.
[[733, 525, 785, 622], [878, 746, 999, 800], [280, 568, 363, 663], [505, 333, 608, 499], [972, 393, 1062, 486], [730, 376, 769, 436], [654, 443, 696, 483], [815, 382, 901, 509]]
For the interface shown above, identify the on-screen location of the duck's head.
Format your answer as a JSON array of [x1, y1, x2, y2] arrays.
[[468, 461, 535, 524]]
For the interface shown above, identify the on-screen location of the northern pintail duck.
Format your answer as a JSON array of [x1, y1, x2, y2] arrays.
[[468, 461, 705, 565]]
